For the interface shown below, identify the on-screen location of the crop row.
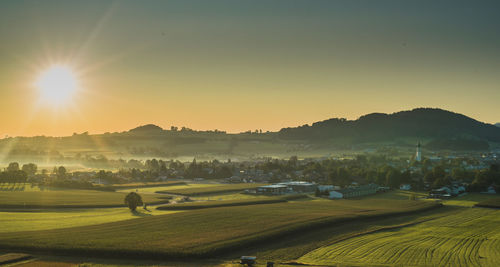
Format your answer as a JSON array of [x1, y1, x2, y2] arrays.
[[0, 199, 438, 259], [299, 208, 500, 266]]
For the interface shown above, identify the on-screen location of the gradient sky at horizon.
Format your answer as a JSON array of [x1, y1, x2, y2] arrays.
[[1, 0, 499, 137]]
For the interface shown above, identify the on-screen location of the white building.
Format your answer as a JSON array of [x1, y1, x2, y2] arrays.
[[329, 191, 343, 199], [400, 184, 412, 190]]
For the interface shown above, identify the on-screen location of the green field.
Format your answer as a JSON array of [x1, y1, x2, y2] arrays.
[[105, 181, 187, 190], [365, 190, 500, 207], [156, 195, 306, 210], [0, 189, 166, 208], [441, 193, 500, 207], [155, 183, 269, 196], [116, 183, 219, 195], [0, 199, 436, 259], [0, 183, 66, 192], [0, 208, 178, 233], [363, 189, 428, 200], [476, 196, 500, 208], [298, 208, 500, 266], [191, 192, 269, 201]]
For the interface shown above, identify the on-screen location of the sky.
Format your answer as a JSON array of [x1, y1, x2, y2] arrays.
[[1, 0, 499, 137]]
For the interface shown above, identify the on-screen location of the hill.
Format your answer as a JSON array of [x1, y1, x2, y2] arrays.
[[278, 108, 500, 147], [495, 123, 500, 128], [128, 124, 164, 133], [0, 108, 498, 162]]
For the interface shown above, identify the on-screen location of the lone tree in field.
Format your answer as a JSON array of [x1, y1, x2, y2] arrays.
[[124, 192, 143, 211]]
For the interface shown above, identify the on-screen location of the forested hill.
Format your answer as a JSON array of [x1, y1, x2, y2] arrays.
[[1, 108, 498, 160], [278, 108, 500, 143]]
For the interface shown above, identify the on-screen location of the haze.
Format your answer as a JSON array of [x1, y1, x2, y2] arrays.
[[1, 0, 500, 137]]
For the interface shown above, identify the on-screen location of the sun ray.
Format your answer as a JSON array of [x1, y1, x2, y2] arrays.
[[35, 65, 79, 106]]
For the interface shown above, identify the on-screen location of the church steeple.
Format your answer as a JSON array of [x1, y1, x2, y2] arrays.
[[415, 142, 422, 162]]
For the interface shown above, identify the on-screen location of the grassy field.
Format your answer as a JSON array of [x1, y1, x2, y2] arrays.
[[191, 192, 269, 201], [363, 189, 428, 200], [298, 207, 500, 266], [0, 208, 178, 233], [156, 195, 306, 210], [0, 199, 437, 259], [233, 206, 458, 264], [155, 183, 269, 196], [0, 189, 166, 208], [116, 183, 219, 195], [365, 190, 500, 207], [475, 196, 500, 208], [105, 181, 187, 190], [0, 183, 67, 192], [0, 253, 32, 265], [441, 193, 500, 207]]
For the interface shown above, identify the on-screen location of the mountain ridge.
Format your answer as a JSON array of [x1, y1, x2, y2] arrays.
[[2, 108, 500, 148], [278, 108, 500, 143]]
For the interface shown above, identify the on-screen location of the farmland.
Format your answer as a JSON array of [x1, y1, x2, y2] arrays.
[[106, 181, 187, 190], [0, 208, 178, 233], [0, 199, 437, 259], [298, 207, 500, 266], [432, 193, 500, 207], [156, 194, 306, 210], [363, 190, 500, 207], [191, 192, 269, 201], [155, 183, 269, 196], [0, 188, 167, 208], [475, 197, 500, 208], [116, 183, 220, 195], [0, 184, 497, 266]]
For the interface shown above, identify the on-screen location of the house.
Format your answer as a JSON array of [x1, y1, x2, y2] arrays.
[[482, 186, 497, 194], [450, 185, 466, 195], [225, 175, 242, 183], [400, 184, 412, 190], [157, 175, 168, 181]]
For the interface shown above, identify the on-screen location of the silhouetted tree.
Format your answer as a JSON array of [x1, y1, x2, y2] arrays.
[[57, 166, 67, 179], [124, 192, 143, 211], [22, 163, 37, 176], [7, 162, 20, 172]]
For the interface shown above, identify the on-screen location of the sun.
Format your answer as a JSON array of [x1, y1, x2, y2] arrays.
[[35, 65, 79, 106]]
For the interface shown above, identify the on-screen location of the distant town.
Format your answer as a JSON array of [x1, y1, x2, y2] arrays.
[[2, 143, 498, 200]]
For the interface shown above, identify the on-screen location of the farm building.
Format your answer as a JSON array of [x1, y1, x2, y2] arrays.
[[429, 187, 452, 198], [317, 185, 339, 192], [257, 184, 289, 195], [277, 181, 317, 193], [256, 181, 317, 195], [329, 184, 378, 199], [329, 190, 343, 199]]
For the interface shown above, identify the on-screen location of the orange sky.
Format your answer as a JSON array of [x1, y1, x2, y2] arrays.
[[1, 1, 499, 137]]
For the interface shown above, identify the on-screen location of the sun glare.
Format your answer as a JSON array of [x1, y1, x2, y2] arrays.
[[36, 65, 78, 106]]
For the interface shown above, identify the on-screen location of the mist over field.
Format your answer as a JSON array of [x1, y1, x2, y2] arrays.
[[1, 1, 499, 266]]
